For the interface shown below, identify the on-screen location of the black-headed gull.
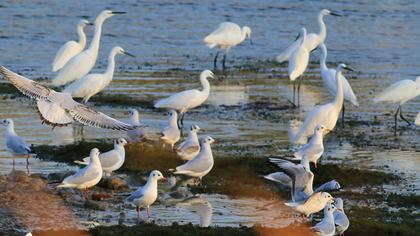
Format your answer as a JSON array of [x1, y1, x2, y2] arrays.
[[125, 170, 166, 219], [285, 192, 334, 218], [74, 138, 127, 176], [173, 136, 215, 186], [2, 119, 31, 156], [334, 198, 349, 235], [58, 148, 103, 200], [311, 203, 336, 236], [126, 108, 147, 142], [176, 125, 201, 161], [160, 110, 180, 148]]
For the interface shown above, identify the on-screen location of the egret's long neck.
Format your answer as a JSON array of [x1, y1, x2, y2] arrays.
[[88, 17, 105, 54], [241, 27, 248, 43], [105, 51, 117, 79], [320, 46, 328, 71], [130, 113, 140, 125], [200, 76, 210, 96], [317, 14, 327, 42], [77, 25, 87, 48], [333, 70, 344, 108]]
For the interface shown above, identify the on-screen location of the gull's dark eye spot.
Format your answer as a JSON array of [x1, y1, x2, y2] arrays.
[[153, 174, 155, 176]]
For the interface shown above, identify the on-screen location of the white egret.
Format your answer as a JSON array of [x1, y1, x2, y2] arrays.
[[52, 10, 126, 86], [276, 9, 341, 63], [63, 46, 134, 103], [52, 19, 93, 72], [204, 22, 252, 70], [288, 27, 309, 107], [154, 70, 214, 129], [319, 43, 359, 126], [288, 64, 353, 144], [0, 66, 134, 130], [125, 170, 166, 219], [374, 77, 420, 135]]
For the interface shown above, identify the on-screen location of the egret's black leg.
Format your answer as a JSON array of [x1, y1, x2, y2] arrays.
[[341, 104, 345, 128], [222, 53, 227, 71], [213, 52, 219, 70], [394, 106, 400, 136], [293, 81, 296, 107], [399, 106, 411, 125], [297, 77, 302, 107]]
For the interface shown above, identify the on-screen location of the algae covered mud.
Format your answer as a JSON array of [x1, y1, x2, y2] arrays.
[[0, 0, 420, 236]]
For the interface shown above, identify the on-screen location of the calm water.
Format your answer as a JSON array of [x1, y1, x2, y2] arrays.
[[0, 0, 419, 231]]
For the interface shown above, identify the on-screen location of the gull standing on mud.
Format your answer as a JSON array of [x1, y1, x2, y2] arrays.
[[52, 10, 126, 86], [276, 9, 341, 63], [288, 64, 353, 144], [63, 46, 135, 103], [2, 119, 31, 156], [176, 125, 201, 161], [160, 110, 180, 148], [125, 170, 167, 219], [0, 66, 134, 130], [204, 22, 252, 70], [311, 203, 336, 236], [58, 148, 103, 200], [74, 138, 127, 176], [374, 76, 420, 135], [319, 44, 359, 126], [288, 27, 309, 107], [173, 136, 215, 186], [285, 192, 335, 218], [52, 19, 93, 72], [155, 70, 214, 129], [126, 108, 147, 142], [292, 125, 329, 168], [333, 198, 350, 235]]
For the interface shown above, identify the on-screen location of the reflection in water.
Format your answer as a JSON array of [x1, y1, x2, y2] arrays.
[[207, 85, 248, 106], [179, 195, 213, 227]]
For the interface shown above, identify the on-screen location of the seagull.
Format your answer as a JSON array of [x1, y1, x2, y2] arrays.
[[288, 64, 353, 144], [173, 136, 215, 186], [0, 66, 134, 130], [125, 170, 166, 219], [276, 9, 341, 63], [176, 125, 201, 161], [319, 43, 359, 127], [285, 192, 335, 218], [374, 76, 420, 135], [415, 111, 420, 126], [2, 119, 31, 156], [292, 125, 329, 168], [333, 198, 349, 235], [204, 22, 252, 70], [52, 19, 93, 72], [74, 138, 127, 176], [126, 108, 147, 142], [179, 196, 213, 227], [160, 110, 180, 148], [288, 27, 309, 107], [58, 148, 103, 200], [52, 10, 126, 86], [311, 203, 336, 236], [63, 46, 135, 103], [154, 70, 214, 129]]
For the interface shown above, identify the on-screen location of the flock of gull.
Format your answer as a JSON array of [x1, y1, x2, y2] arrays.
[[1, 8, 419, 236]]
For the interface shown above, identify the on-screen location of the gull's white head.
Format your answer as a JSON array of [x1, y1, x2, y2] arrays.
[[2, 118, 14, 128], [112, 46, 135, 57], [167, 110, 178, 119], [115, 138, 128, 146], [97, 10, 126, 22], [78, 19, 93, 28], [324, 203, 336, 214], [190, 125, 201, 133], [90, 148, 101, 157], [201, 70, 215, 80], [320, 9, 342, 17], [320, 192, 335, 204], [314, 124, 331, 135], [334, 197, 344, 210], [149, 170, 166, 181], [128, 108, 139, 118], [202, 136, 216, 145]]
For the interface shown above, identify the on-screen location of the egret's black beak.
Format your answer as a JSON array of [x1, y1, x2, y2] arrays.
[[344, 66, 354, 72], [123, 51, 135, 57], [294, 33, 300, 41], [112, 11, 126, 15], [250, 38, 253, 45], [86, 22, 94, 26], [330, 12, 342, 17]]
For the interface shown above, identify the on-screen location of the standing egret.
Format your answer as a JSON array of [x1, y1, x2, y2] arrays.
[[63, 46, 134, 103], [52, 10, 126, 86], [276, 9, 341, 63], [204, 22, 252, 70], [154, 70, 214, 130], [374, 77, 420, 135], [52, 19, 93, 72], [288, 27, 309, 107], [288, 64, 353, 144], [319, 43, 359, 126]]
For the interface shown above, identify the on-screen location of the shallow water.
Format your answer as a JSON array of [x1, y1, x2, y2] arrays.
[[0, 0, 419, 232]]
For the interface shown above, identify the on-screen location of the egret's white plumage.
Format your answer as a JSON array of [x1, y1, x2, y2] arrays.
[[176, 125, 201, 161], [288, 64, 353, 144], [204, 22, 252, 69], [52, 19, 92, 72], [311, 204, 336, 236], [2, 119, 31, 155], [52, 10, 125, 86], [277, 9, 341, 63], [64, 46, 133, 103], [292, 125, 328, 168], [333, 198, 350, 235], [173, 136, 215, 181], [125, 170, 166, 218], [160, 110, 180, 148], [58, 148, 102, 189], [285, 192, 334, 217], [126, 108, 147, 142], [0, 66, 134, 130], [74, 138, 127, 175]]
